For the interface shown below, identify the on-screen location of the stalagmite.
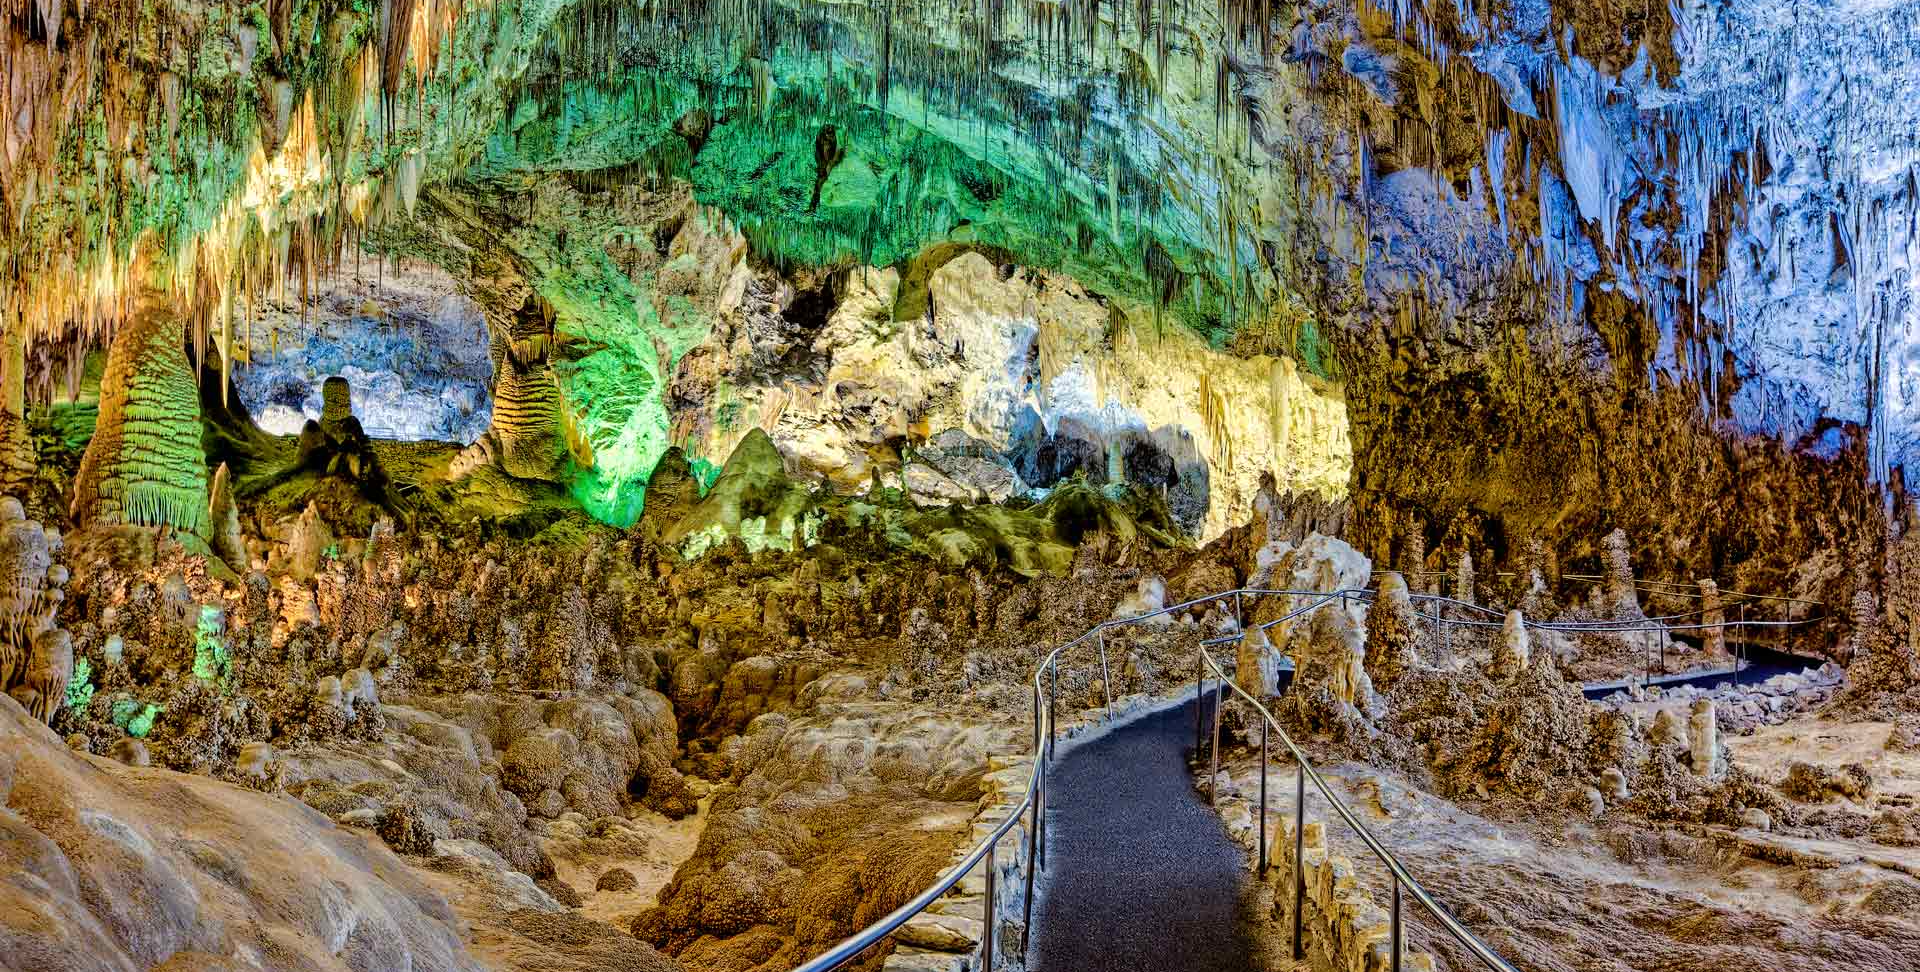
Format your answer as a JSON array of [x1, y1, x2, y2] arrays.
[[1652, 707, 1690, 751], [1364, 572, 1418, 687], [71, 290, 209, 538], [1493, 609, 1530, 677], [208, 463, 247, 574], [1454, 550, 1476, 607], [1689, 699, 1721, 779], [1699, 579, 1726, 658], [1236, 624, 1284, 697], [0, 321, 33, 494], [1603, 529, 1641, 619]]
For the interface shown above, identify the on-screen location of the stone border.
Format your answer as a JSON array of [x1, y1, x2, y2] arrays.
[[1211, 764, 1439, 972]]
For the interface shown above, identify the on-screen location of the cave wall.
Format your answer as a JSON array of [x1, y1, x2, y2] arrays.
[[5, 0, 1915, 600]]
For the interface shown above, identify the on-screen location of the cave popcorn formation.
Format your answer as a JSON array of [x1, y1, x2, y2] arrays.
[[0, 0, 1918, 970]]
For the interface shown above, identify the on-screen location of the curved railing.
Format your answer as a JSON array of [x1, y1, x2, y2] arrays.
[[1196, 588, 1518, 972], [791, 581, 1821, 972]]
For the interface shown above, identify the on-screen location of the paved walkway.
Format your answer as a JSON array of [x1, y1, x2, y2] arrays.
[[1029, 695, 1267, 972]]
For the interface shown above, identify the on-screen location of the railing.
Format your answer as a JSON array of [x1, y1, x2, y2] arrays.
[[791, 580, 1822, 972], [1194, 588, 1519, 972], [794, 585, 1534, 972], [1395, 590, 1824, 691]]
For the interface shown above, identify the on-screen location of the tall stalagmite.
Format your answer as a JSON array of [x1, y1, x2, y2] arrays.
[[71, 292, 209, 537]]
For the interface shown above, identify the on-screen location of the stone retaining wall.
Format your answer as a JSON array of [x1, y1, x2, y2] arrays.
[[1212, 765, 1438, 972]]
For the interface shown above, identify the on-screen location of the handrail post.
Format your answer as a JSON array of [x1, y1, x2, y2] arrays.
[[1643, 628, 1652, 687], [1194, 650, 1205, 754], [1208, 677, 1223, 806], [1391, 875, 1403, 972], [1292, 764, 1305, 960], [1737, 601, 1746, 686], [1096, 630, 1114, 721], [1048, 657, 1057, 759], [1031, 681, 1046, 874], [1258, 719, 1269, 875], [983, 839, 997, 972], [1037, 753, 1047, 870]]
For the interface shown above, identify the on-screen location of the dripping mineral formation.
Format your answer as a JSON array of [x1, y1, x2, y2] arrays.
[[0, 0, 1917, 970]]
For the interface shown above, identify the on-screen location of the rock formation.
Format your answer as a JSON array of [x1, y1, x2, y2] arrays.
[[0, 322, 35, 495], [1236, 624, 1285, 698], [71, 292, 207, 538], [1604, 529, 1642, 620], [1362, 572, 1419, 688], [1699, 579, 1727, 658], [0, 499, 71, 723], [1494, 610, 1532, 678], [1689, 699, 1722, 779], [207, 463, 246, 574], [1262, 535, 1380, 729], [0, 693, 490, 971]]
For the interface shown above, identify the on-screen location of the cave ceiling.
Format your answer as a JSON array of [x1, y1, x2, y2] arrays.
[[2, 0, 1917, 530]]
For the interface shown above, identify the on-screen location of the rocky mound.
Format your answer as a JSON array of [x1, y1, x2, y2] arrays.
[[0, 692, 482, 972]]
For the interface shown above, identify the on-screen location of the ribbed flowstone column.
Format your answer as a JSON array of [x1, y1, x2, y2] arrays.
[[0, 322, 35, 494], [71, 291, 208, 537], [463, 267, 563, 482]]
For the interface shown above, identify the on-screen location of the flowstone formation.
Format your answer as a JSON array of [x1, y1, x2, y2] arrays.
[[0, 498, 71, 722], [70, 292, 208, 539]]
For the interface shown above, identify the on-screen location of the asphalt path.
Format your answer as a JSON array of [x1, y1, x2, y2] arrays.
[[1028, 694, 1265, 972]]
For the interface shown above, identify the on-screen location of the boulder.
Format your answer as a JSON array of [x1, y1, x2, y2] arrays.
[[0, 693, 484, 971]]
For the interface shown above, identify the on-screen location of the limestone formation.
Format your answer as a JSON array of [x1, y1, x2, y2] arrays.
[[1453, 550, 1476, 608], [1493, 610, 1531, 678], [208, 462, 247, 574], [71, 291, 208, 537], [1604, 529, 1642, 619], [320, 375, 355, 427], [1111, 575, 1171, 625], [1600, 767, 1630, 801], [1264, 534, 1379, 724], [476, 291, 565, 482], [0, 693, 491, 971], [1699, 579, 1727, 657], [0, 503, 71, 723], [1362, 572, 1418, 688], [1652, 707, 1690, 751], [0, 322, 33, 495], [1236, 625, 1285, 698], [1402, 528, 1428, 594], [1689, 699, 1721, 778], [286, 502, 335, 582]]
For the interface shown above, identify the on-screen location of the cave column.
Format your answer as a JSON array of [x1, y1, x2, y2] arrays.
[[71, 290, 209, 537], [0, 319, 35, 493], [454, 263, 564, 482]]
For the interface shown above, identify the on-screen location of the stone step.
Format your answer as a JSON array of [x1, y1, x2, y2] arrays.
[[881, 945, 970, 972], [898, 910, 985, 951]]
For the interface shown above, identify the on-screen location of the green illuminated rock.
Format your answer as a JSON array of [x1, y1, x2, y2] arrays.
[[72, 291, 210, 538]]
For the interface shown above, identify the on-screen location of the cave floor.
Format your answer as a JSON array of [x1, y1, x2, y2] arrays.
[[1211, 732, 1920, 972], [1031, 697, 1271, 972]]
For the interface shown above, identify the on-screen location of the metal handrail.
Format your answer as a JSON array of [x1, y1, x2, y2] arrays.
[[1193, 589, 1520, 972], [791, 585, 1515, 972], [1378, 569, 1823, 607], [790, 578, 1821, 972]]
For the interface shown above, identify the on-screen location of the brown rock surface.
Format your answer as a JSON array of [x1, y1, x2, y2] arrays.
[[0, 693, 482, 972]]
